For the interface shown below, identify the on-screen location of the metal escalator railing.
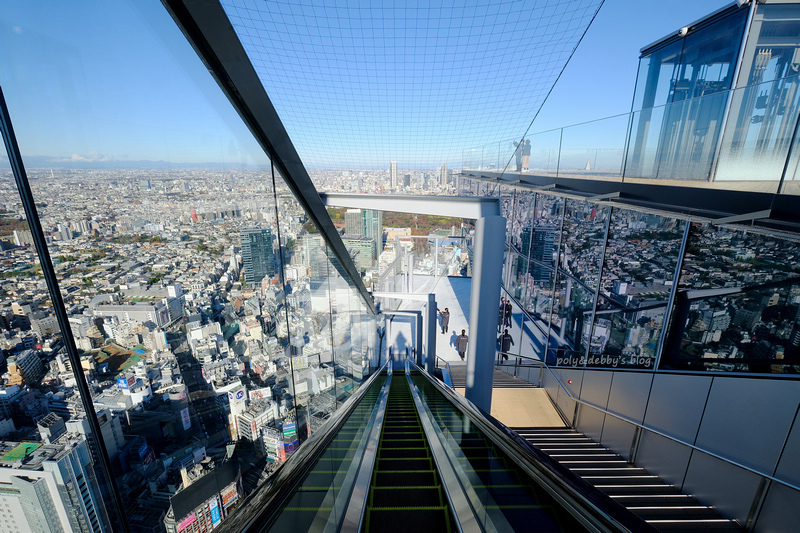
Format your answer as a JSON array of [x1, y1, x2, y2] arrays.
[[406, 359, 657, 533]]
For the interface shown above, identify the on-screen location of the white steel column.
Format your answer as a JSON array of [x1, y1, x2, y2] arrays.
[[465, 215, 506, 413]]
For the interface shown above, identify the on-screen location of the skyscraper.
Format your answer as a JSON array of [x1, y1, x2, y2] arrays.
[[344, 209, 363, 235], [362, 209, 383, 253], [389, 161, 398, 188], [240, 227, 275, 285], [440, 163, 447, 187]]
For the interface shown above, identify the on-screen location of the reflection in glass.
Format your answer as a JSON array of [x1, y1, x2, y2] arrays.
[[559, 199, 608, 289], [588, 210, 684, 369], [662, 223, 800, 373], [548, 272, 596, 367]]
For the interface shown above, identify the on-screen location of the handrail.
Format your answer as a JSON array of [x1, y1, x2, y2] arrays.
[[533, 359, 800, 496], [435, 355, 454, 389], [407, 359, 657, 533], [215, 360, 390, 532]]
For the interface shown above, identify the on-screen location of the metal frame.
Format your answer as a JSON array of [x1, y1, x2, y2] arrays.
[[160, 0, 376, 314], [0, 87, 130, 532]]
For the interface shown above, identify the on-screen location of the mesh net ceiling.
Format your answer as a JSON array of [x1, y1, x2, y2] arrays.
[[222, 0, 603, 171]]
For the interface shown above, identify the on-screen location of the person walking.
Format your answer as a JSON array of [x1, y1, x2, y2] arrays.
[[498, 328, 514, 360], [456, 329, 469, 361], [438, 307, 450, 333], [522, 139, 531, 171], [503, 299, 513, 328], [498, 298, 505, 332]]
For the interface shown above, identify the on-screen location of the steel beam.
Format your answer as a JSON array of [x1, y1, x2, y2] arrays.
[[320, 193, 501, 219]]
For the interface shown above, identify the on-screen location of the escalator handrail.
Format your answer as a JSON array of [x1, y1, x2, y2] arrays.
[[216, 359, 390, 533], [409, 360, 658, 533]]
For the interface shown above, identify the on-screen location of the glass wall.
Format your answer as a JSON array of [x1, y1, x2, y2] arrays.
[[661, 223, 800, 374], [488, 177, 800, 376], [0, 2, 380, 532]]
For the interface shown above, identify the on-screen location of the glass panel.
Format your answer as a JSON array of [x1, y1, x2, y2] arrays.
[[0, 151, 120, 530], [627, 91, 730, 180], [587, 209, 685, 369], [632, 40, 684, 111], [737, 4, 800, 89], [548, 273, 595, 367], [1, 3, 380, 531], [559, 114, 629, 180], [715, 74, 800, 187], [525, 129, 562, 177], [662, 222, 800, 374], [559, 199, 608, 289]]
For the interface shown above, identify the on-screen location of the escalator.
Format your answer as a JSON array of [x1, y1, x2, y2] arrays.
[[219, 363, 655, 532], [363, 373, 455, 531]]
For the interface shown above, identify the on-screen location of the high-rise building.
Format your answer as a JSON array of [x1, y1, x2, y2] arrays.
[[362, 209, 383, 252], [389, 161, 398, 188], [240, 227, 275, 285], [440, 163, 447, 187], [344, 208, 362, 235], [0, 437, 112, 532]]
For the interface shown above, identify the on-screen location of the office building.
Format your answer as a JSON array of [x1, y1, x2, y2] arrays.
[[389, 161, 398, 189], [343, 208, 362, 236], [240, 227, 275, 285]]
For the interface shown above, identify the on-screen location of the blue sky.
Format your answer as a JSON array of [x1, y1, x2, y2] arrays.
[[0, 0, 732, 169]]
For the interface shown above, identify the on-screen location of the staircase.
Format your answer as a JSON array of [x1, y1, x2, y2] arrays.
[[513, 428, 742, 532], [447, 363, 535, 389]]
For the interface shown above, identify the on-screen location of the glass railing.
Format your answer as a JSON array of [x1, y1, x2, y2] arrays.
[[464, 74, 800, 194]]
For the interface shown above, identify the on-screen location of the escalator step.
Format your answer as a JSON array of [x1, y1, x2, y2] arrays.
[[377, 458, 432, 471], [375, 470, 437, 487], [370, 487, 442, 508], [366, 508, 450, 533]]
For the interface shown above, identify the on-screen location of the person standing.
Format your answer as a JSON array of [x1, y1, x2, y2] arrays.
[[456, 329, 469, 361], [498, 298, 505, 332], [513, 140, 523, 172], [503, 299, 513, 328], [438, 307, 450, 333], [498, 328, 514, 360], [522, 139, 531, 171]]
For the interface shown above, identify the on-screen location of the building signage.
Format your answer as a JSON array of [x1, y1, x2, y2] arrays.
[[117, 377, 130, 390], [208, 498, 221, 526], [177, 513, 196, 532], [221, 488, 238, 507], [282, 423, 296, 439], [180, 407, 191, 430], [138, 442, 148, 459], [291, 355, 308, 370], [248, 387, 270, 400]]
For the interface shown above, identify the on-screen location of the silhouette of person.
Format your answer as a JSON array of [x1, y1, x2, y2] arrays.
[[504, 299, 512, 327], [513, 140, 524, 172], [522, 139, 531, 171], [498, 328, 514, 360], [456, 330, 469, 361]]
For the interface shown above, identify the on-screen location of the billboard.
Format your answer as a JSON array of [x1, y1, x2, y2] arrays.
[[208, 498, 221, 526], [282, 423, 296, 439], [177, 513, 196, 532], [248, 387, 271, 401], [291, 355, 308, 370], [221, 488, 238, 507], [116, 375, 135, 390], [138, 442, 148, 459], [180, 407, 191, 430]]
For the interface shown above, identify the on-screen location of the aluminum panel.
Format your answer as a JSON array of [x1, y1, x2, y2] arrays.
[[774, 404, 800, 487], [695, 378, 800, 474], [600, 415, 636, 461], [754, 482, 800, 533], [683, 450, 762, 524], [635, 430, 693, 489], [643, 373, 712, 443], [578, 370, 612, 410], [605, 371, 653, 423], [575, 402, 606, 441]]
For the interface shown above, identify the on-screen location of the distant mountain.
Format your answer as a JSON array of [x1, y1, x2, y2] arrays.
[[0, 154, 261, 170]]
